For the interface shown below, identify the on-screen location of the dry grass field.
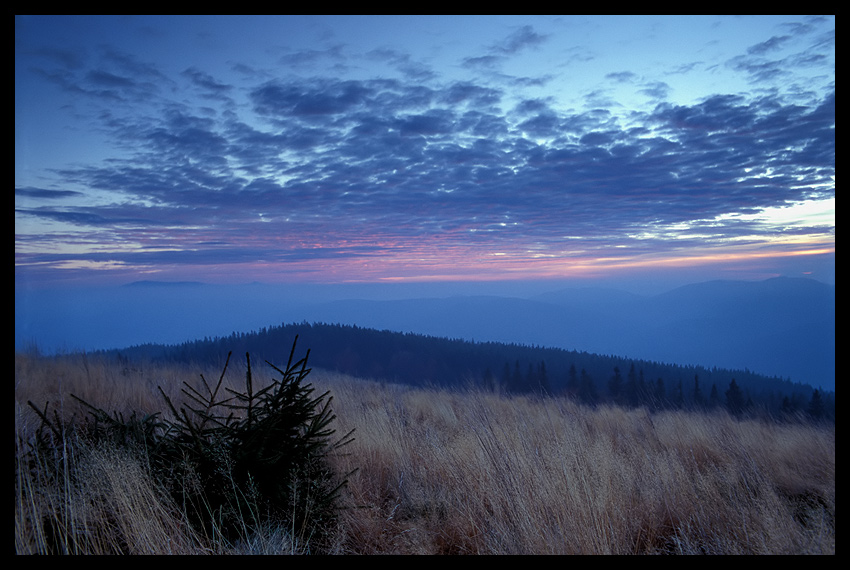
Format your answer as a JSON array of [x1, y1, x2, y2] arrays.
[[15, 351, 835, 554]]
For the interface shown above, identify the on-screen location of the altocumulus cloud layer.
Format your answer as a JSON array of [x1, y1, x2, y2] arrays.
[[15, 16, 834, 285]]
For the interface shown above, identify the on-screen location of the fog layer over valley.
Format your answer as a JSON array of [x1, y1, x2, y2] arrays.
[[15, 276, 834, 391]]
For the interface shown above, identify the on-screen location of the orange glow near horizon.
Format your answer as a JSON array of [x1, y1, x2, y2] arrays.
[[15, 223, 834, 286], [233, 240, 836, 285]]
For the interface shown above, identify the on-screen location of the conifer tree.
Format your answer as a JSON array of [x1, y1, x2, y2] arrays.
[[609, 366, 623, 404], [692, 374, 704, 409], [501, 362, 512, 393], [672, 378, 684, 408], [579, 368, 597, 404], [725, 378, 745, 416], [565, 364, 579, 397], [625, 363, 638, 407], [536, 361, 551, 394], [653, 377, 666, 410], [526, 362, 537, 394], [808, 389, 825, 421], [482, 367, 496, 392], [510, 360, 524, 393], [780, 395, 795, 418], [637, 368, 647, 407], [50, 338, 354, 549], [709, 383, 720, 408]]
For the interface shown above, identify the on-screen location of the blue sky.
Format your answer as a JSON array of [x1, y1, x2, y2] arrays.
[[15, 15, 834, 292]]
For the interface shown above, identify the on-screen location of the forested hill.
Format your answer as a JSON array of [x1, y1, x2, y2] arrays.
[[103, 321, 833, 422]]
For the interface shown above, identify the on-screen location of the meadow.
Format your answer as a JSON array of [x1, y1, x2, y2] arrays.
[[15, 351, 834, 554]]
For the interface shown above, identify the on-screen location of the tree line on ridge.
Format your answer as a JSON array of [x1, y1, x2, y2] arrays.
[[105, 321, 834, 423]]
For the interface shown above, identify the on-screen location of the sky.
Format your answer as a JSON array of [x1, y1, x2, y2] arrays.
[[16, 15, 834, 298]]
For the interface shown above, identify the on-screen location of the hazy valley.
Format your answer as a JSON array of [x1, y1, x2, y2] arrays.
[[298, 277, 834, 391], [18, 276, 831, 391]]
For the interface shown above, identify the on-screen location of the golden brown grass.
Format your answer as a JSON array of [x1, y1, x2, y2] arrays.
[[323, 376, 834, 554], [15, 352, 835, 554], [15, 432, 211, 554]]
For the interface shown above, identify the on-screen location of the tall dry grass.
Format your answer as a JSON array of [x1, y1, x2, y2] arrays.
[[320, 376, 834, 554], [15, 352, 835, 554], [15, 429, 210, 554]]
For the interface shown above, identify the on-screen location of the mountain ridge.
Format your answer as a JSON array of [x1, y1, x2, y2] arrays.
[[16, 276, 834, 391], [105, 319, 833, 423], [296, 277, 834, 390]]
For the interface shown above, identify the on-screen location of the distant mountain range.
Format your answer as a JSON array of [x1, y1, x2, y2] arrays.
[[292, 277, 834, 391], [123, 280, 206, 288], [16, 276, 834, 391]]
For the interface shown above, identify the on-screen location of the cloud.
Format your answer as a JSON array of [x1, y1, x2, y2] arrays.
[[276, 44, 349, 72], [43, 82, 833, 250], [605, 71, 638, 83], [20, 46, 87, 69], [365, 47, 438, 82], [15, 20, 834, 282], [439, 82, 502, 108], [725, 18, 834, 87], [28, 45, 170, 104], [181, 66, 233, 99], [16, 207, 159, 227], [638, 81, 671, 101], [492, 25, 548, 55], [16, 187, 85, 199], [251, 78, 376, 118], [86, 69, 136, 89], [746, 35, 792, 55], [462, 25, 548, 73]]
